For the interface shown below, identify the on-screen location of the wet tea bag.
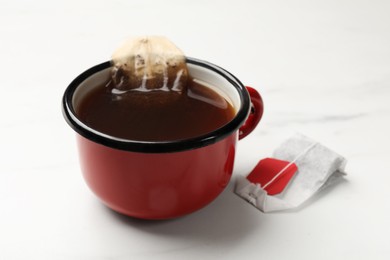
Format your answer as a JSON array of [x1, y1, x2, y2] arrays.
[[111, 36, 188, 92], [235, 134, 347, 212]]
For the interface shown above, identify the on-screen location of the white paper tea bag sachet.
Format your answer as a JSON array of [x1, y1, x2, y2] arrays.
[[235, 134, 347, 212]]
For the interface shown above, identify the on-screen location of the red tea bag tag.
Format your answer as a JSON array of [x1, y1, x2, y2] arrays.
[[247, 158, 298, 195]]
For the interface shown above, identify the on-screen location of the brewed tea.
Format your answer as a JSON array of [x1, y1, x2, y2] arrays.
[[76, 78, 235, 141]]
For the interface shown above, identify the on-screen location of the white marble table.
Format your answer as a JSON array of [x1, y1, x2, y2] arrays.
[[1, 0, 389, 259]]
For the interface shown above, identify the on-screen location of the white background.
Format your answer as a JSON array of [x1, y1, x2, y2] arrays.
[[1, 0, 389, 259]]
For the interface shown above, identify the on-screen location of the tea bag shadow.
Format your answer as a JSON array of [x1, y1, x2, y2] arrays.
[[103, 181, 264, 243]]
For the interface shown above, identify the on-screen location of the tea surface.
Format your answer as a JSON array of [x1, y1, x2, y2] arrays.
[[76, 78, 235, 141]]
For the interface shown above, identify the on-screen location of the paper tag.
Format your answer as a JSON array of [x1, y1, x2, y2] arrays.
[[247, 158, 298, 195]]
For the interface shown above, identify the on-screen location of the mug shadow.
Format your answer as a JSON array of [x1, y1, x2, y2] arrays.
[[103, 179, 264, 244]]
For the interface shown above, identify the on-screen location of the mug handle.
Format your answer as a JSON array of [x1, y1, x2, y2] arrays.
[[239, 86, 264, 140]]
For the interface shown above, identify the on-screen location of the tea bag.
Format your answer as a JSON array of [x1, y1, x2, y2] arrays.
[[111, 36, 188, 92], [235, 134, 347, 212]]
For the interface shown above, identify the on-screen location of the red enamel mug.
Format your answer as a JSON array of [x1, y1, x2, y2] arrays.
[[62, 58, 263, 219]]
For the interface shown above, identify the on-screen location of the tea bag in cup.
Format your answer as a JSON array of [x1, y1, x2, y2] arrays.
[[111, 36, 188, 92], [235, 134, 347, 212]]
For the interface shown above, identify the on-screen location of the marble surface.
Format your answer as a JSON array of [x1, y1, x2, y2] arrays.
[[1, 0, 389, 259]]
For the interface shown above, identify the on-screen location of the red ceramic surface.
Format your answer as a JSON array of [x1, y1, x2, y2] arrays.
[[239, 86, 263, 140], [77, 133, 237, 219]]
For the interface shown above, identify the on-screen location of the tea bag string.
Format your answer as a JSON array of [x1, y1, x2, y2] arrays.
[[262, 142, 318, 189]]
